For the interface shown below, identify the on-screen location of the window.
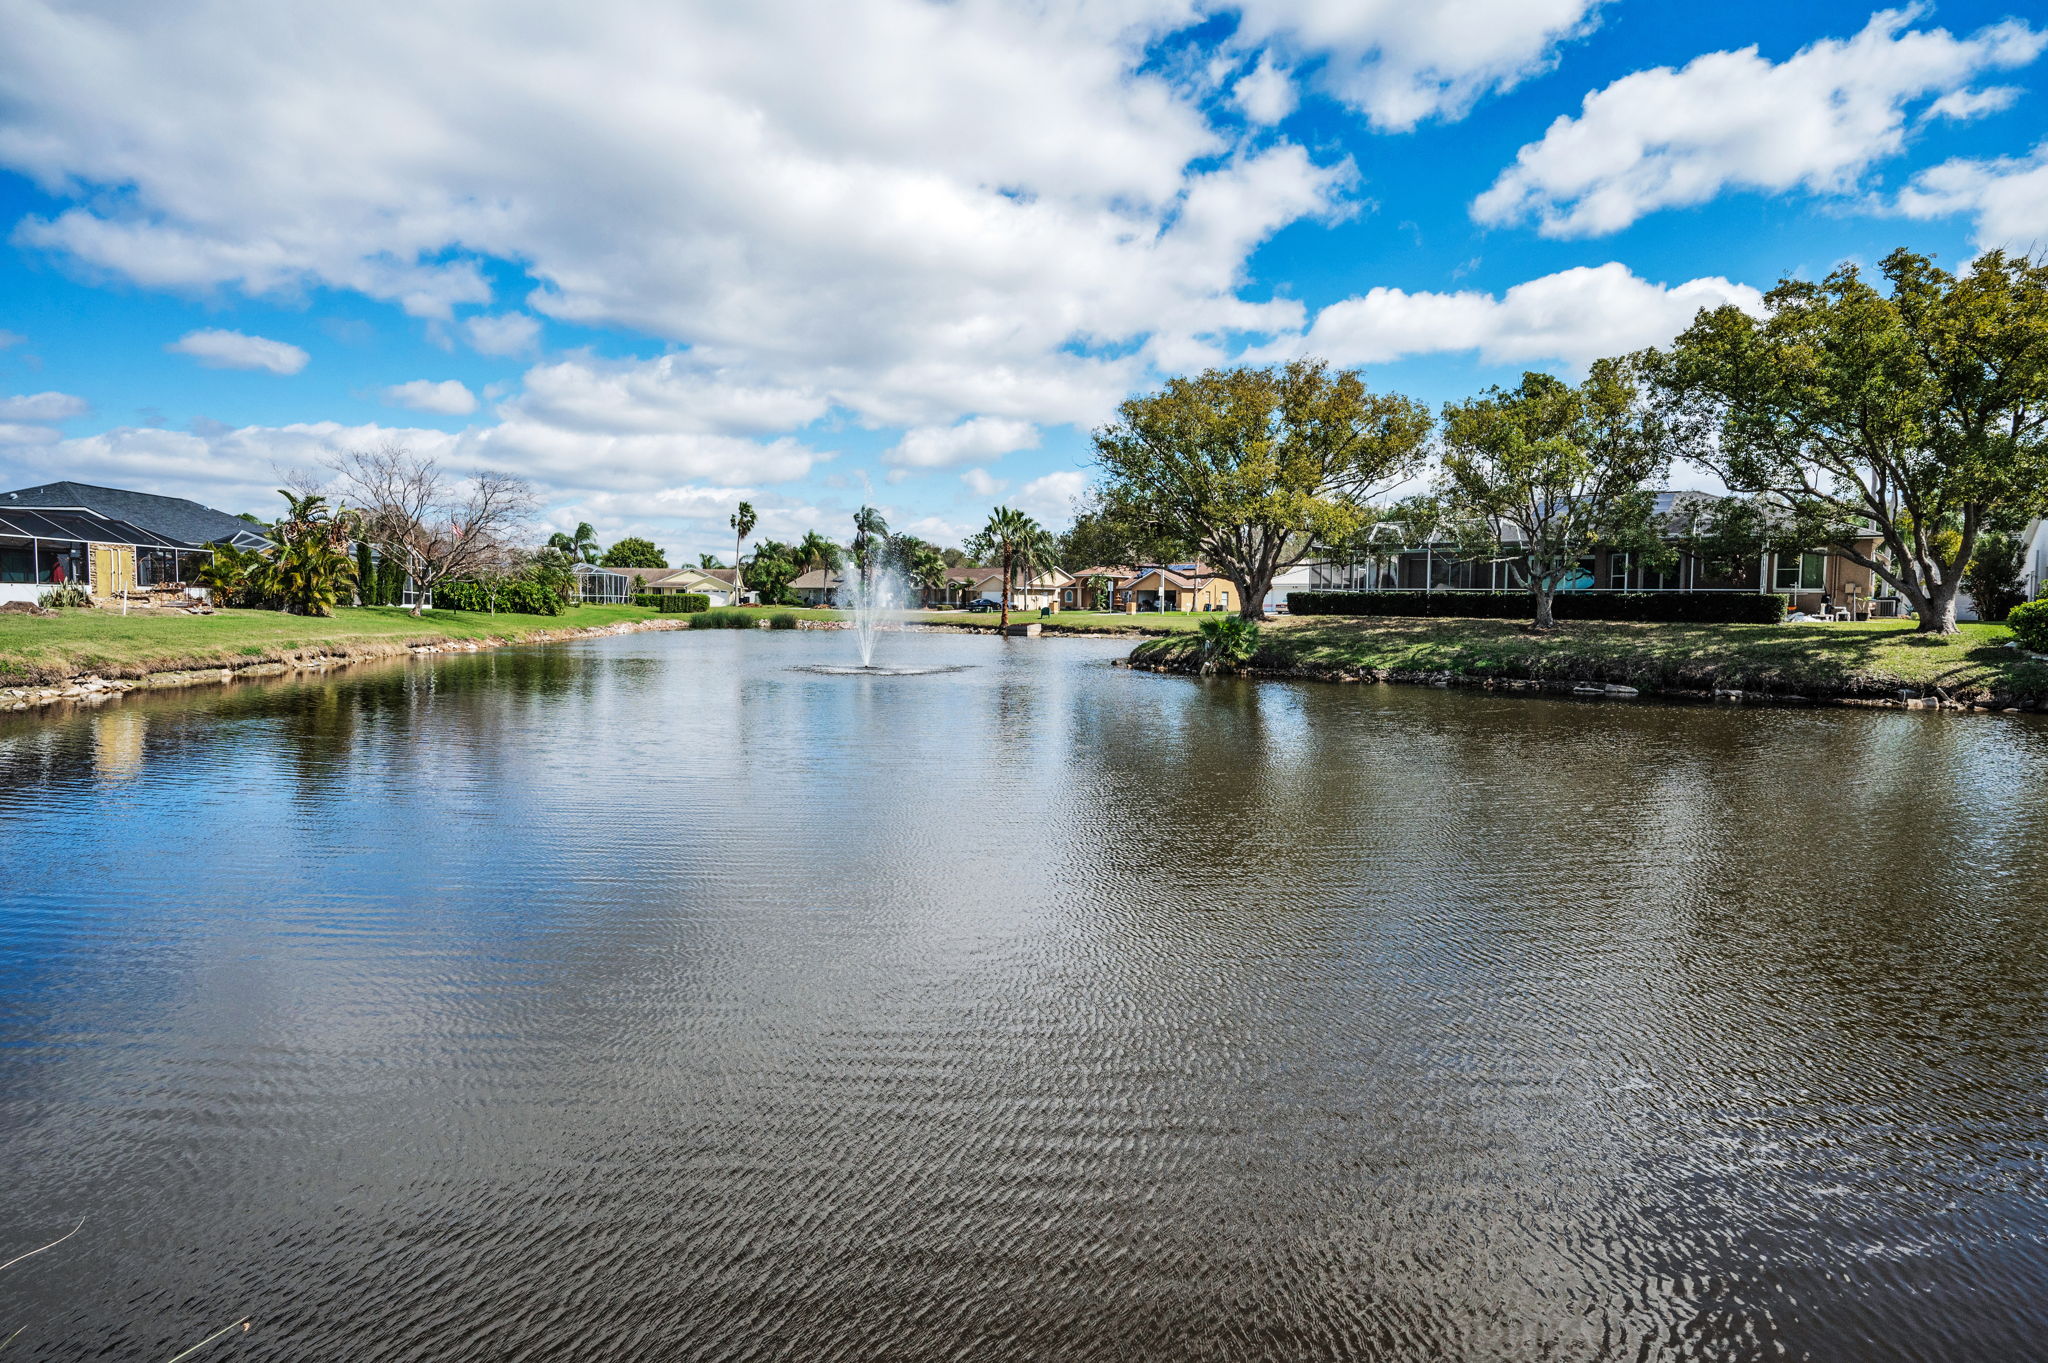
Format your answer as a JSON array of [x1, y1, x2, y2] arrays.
[[1774, 552, 1825, 591], [1607, 552, 1630, 590]]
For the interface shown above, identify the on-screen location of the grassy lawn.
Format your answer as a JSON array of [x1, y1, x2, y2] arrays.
[[1134, 616, 2048, 704], [0, 604, 664, 685], [723, 606, 1209, 633]]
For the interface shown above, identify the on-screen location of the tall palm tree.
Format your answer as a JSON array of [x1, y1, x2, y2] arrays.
[[849, 507, 888, 596], [966, 506, 1059, 628], [730, 502, 756, 602], [547, 522, 600, 564], [908, 544, 948, 608], [796, 529, 843, 603], [698, 553, 724, 569]]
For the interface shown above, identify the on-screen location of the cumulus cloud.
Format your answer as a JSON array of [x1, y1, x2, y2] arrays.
[[959, 467, 1007, 497], [1234, 0, 1603, 130], [166, 328, 310, 374], [1232, 53, 1296, 125], [0, 0, 1379, 439], [381, 379, 478, 415], [1015, 470, 1089, 525], [885, 416, 1041, 469], [462, 312, 542, 357], [0, 391, 90, 421], [1898, 141, 2048, 248], [1474, 8, 2046, 238], [1273, 263, 1763, 369]]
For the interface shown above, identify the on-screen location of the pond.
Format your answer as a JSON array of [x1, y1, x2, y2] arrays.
[[3, 628, 2046, 1362]]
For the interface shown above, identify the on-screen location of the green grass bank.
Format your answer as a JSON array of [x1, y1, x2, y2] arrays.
[[0, 604, 671, 687], [1131, 617, 2048, 709]]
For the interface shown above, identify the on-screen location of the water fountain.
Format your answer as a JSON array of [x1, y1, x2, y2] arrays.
[[798, 506, 960, 676]]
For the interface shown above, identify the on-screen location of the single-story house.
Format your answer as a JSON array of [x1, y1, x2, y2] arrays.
[[1299, 492, 1899, 618], [643, 565, 736, 606], [2023, 518, 2048, 601], [0, 504, 211, 605], [1060, 564, 1236, 613], [2, 480, 269, 550]]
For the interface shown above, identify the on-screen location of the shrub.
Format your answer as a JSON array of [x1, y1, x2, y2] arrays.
[[1964, 534, 2027, 622], [38, 584, 93, 609], [689, 608, 757, 629], [1197, 615, 1259, 672], [1286, 589, 1787, 624], [768, 611, 800, 630], [432, 577, 567, 615], [632, 592, 712, 612], [2009, 598, 2048, 653]]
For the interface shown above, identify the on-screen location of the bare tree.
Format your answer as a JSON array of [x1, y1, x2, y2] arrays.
[[329, 446, 538, 617]]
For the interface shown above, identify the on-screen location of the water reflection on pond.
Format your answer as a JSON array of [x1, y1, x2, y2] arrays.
[[2, 628, 2046, 1363]]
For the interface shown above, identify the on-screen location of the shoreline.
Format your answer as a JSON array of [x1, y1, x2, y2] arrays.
[[1127, 619, 2048, 714], [0, 615, 688, 713]]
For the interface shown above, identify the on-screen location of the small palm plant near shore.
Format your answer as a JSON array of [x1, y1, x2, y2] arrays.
[[1197, 615, 1260, 674]]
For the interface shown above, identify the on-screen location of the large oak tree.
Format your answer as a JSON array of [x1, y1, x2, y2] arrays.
[[1647, 248, 2048, 634], [1091, 359, 1430, 620]]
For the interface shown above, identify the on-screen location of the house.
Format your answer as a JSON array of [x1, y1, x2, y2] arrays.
[[2, 480, 269, 550], [1057, 564, 1235, 613], [1297, 492, 1898, 618], [644, 566, 736, 605], [2023, 519, 2048, 601], [571, 563, 635, 604], [0, 503, 211, 605]]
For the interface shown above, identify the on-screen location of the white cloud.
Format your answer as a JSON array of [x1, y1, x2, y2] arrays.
[[462, 312, 541, 357], [0, 423, 61, 445], [1898, 141, 2048, 248], [1474, 8, 2046, 238], [1232, 53, 1296, 125], [1233, 0, 1603, 130], [1275, 263, 1764, 368], [0, 330, 24, 348], [511, 353, 824, 436], [960, 467, 1007, 497], [0, 0, 1374, 439], [0, 391, 89, 421], [166, 328, 310, 374], [381, 379, 478, 415], [1015, 470, 1088, 526], [1925, 85, 2021, 120], [885, 416, 1041, 469]]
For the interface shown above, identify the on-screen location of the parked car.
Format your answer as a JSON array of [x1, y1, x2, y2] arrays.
[[964, 599, 1002, 613]]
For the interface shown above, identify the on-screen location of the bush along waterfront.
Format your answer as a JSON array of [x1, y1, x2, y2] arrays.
[[1130, 616, 2048, 711]]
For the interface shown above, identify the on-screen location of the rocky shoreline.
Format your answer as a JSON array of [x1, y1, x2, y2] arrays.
[[1, 616, 689, 713], [1124, 654, 2041, 714]]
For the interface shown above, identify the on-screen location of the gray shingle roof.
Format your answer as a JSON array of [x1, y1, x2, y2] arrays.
[[0, 481, 269, 548]]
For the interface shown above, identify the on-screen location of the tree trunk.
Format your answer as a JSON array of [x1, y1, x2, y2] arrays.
[[1234, 570, 1273, 621], [1531, 585, 1557, 629], [1916, 577, 1962, 634], [999, 549, 1012, 629]]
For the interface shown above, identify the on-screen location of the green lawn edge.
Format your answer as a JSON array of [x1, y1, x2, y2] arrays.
[[1131, 617, 2048, 706]]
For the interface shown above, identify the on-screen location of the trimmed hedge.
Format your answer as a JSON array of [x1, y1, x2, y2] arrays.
[[2008, 598, 2048, 653], [632, 592, 712, 613], [1287, 589, 1788, 624], [432, 578, 567, 615], [688, 608, 757, 629]]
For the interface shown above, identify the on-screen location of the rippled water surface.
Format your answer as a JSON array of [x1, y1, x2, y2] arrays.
[[4, 628, 2048, 1362]]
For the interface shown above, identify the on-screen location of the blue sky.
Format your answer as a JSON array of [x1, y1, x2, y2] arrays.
[[0, 0, 2042, 560]]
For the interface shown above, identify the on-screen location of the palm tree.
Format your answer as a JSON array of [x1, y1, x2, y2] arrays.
[[795, 529, 843, 604], [849, 506, 888, 600], [698, 553, 724, 570], [265, 490, 361, 617], [730, 502, 757, 603], [547, 522, 600, 564], [908, 543, 948, 607], [965, 506, 1059, 628]]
